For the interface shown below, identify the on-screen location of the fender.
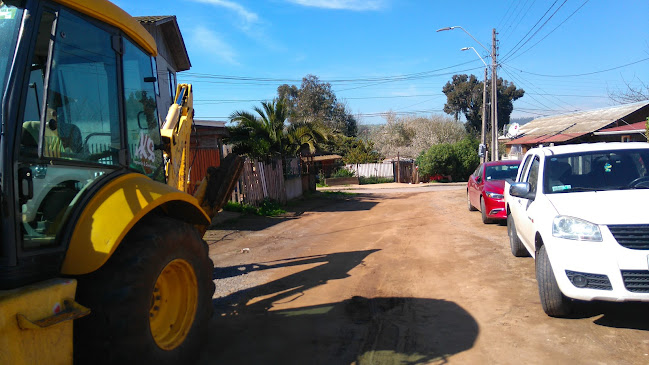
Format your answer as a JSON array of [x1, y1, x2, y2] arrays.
[[61, 173, 210, 275]]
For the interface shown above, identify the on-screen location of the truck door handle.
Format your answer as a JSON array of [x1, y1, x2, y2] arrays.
[[18, 167, 34, 204]]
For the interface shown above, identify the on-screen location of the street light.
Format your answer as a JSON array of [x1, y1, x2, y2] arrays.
[[461, 47, 488, 163], [436, 26, 490, 54], [438, 25, 499, 161]]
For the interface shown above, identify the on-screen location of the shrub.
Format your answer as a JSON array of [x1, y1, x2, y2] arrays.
[[257, 199, 286, 216], [223, 199, 285, 217], [417, 137, 479, 181], [359, 176, 394, 185], [331, 168, 355, 178]]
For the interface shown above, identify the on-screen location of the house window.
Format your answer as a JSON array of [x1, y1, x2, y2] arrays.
[[621, 135, 631, 142], [168, 70, 177, 103]]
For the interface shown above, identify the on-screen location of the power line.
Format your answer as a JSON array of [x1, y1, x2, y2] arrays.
[[501, 0, 537, 44], [182, 59, 482, 85], [501, 63, 582, 112], [503, 0, 568, 62], [505, 0, 590, 62], [501, 0, 559, 60], [496, 0, 517, 30], [506, 57, 649, 77]]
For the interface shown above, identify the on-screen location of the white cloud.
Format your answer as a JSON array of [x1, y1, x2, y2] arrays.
[[286, 0, 386, 11], [192, 26, 239, 65], [190, 0, 259, 29]]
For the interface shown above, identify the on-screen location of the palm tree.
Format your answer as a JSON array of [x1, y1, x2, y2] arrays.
[[227, 99, 330, 161]]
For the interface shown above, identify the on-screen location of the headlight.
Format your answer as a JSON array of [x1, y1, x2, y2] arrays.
[[485, 191, 504, 199], [552, 216, 602, 241]]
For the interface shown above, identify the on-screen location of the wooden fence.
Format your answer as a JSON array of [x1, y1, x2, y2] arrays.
[[231, 159, 287, 205]]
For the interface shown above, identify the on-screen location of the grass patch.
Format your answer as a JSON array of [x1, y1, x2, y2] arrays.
[[223, 199, 286, 217], [319, 190, 358, 197], [359, 176, 394, 185], [316, 182, 329, 188]]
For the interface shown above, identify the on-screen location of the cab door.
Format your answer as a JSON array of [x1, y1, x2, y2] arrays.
[[11, 5, 122, 285], [514, 155, 541, 250]]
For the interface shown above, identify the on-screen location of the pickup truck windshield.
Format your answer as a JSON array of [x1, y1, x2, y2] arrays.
[[0, 2, 24, 130], [544, 149, 649, 193]]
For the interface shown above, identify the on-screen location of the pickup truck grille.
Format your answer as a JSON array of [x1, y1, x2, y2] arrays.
[[621, 270, 649, 293], [607, 225, 649, 250]]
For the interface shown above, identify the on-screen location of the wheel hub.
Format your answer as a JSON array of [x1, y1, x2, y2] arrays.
[[149, 259, 198, 350]]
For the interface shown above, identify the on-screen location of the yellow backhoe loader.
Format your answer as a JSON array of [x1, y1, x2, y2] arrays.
[[0, 1, 242, 364]]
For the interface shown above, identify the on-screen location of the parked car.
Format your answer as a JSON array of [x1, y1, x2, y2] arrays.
[[505, 142, 649, 317], [467, 160, 521, 224]]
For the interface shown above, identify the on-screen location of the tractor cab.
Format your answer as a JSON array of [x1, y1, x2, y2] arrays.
[[1, 0, 164, 288]]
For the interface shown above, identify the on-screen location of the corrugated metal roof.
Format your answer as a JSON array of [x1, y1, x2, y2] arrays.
[[506, 132, 588, 145], [595, 121, 645, 134], [135, 16, 191, 71], [134, 15, 174, 23], [518, 101, 649, 135], [539, 132, 588, 143]]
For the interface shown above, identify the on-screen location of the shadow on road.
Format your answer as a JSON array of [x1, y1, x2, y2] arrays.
[[577, 301, 649, 331], [210, 193, 380, 232], [205, 249, 479, 364]]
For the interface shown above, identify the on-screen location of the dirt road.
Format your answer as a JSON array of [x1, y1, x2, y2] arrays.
[[200, 188, 649, 364]]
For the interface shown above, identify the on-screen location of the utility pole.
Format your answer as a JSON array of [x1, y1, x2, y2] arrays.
[[490, 28, 499, 162], [481, 67, 488, 163]]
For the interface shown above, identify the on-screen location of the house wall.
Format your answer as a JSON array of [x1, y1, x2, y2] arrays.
[[285, 176, 303, 200], [139, 23, 179, 126], [594, 134, 647, 143]]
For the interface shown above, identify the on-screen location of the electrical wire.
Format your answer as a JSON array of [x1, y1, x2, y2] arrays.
[[506, 57, 649, 77], [502, 0, 568, 62], [505, 0, 590, 62]]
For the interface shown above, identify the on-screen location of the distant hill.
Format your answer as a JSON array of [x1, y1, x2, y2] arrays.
[[510, 117, 534, 125]]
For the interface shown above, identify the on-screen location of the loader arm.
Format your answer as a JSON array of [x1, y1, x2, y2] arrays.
[[161, 84, 243, 226]]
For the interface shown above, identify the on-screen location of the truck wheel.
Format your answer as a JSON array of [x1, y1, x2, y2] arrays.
[[480, 197, 493, 224], [74, 215, 215, 365], [467, 191, 477, 211], [507, 214, 529, 257], [536, 245, 572, 317]]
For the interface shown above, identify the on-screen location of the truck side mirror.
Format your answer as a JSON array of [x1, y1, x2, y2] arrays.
[[509, 182, 531, 199]]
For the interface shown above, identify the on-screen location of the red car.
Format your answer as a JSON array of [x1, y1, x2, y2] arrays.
[[467, 160, 521, 223]]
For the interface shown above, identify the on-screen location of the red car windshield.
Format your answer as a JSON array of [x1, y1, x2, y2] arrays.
[[485, 164, 519, 181]]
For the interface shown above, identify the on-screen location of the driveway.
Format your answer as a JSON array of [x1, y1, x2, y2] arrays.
[[201, 188, 649, 364]]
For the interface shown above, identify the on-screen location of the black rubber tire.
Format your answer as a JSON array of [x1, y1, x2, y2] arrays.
[[73, 215, 215, 365], [507, 214, 529, 257], [536, 245, 572, 317], [480, 197, 493, 224], [467, 191, 477, 211]]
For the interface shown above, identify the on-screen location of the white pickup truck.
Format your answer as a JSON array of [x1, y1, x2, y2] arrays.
[[505, 142, 649, 317]]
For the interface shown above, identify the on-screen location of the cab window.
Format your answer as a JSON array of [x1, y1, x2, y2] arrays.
[[42, 9, 121, 165], [123, 39, 164, 182]]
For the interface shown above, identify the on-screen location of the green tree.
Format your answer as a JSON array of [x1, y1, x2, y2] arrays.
[[226, 100, 329, 161], [277, 74, 358, 137], [324, 135, 382, 164], [416, 137, 479, 181], [443, 75, 525, 133], [442, 74, 483, 128]]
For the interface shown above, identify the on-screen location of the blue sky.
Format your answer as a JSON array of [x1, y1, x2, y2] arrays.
[[114, 0, 649, 124]]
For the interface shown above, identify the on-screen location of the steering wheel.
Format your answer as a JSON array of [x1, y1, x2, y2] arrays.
[[627, 175, 649, 188]]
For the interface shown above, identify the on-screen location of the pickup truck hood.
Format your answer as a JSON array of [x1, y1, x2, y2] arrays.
[[546, 190, 649, 225]]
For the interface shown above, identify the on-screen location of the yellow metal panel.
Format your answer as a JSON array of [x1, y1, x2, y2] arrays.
[[52, 0, 157, 56], [61, 173, 209, 275], [0, 278, 78, 365]]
